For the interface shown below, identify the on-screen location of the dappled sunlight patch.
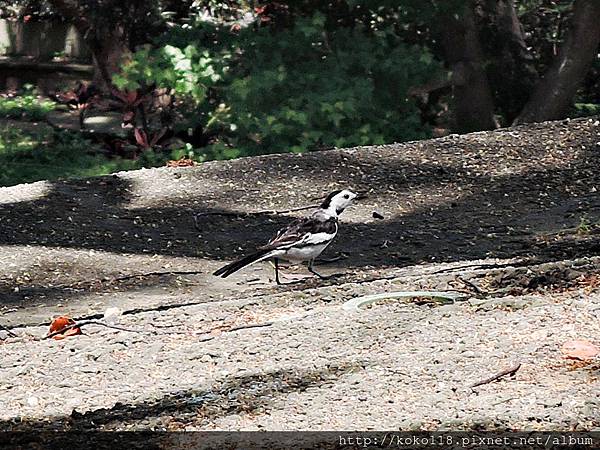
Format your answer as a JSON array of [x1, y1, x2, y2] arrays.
[[0, 180, 51, 205]]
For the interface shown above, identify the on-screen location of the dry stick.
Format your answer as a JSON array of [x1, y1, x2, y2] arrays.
[[456, 275, 487, 295], [469, 362, 521, 389], [0, 323, 17, 338], [43, 320, 150, 340], [430, 261, 528, 275], [255, 204, 320, 215], [1, 272, 202, 295], [315, 254, 347, 264], [227, 321, 273, 332], [43, 319, 272, 340]]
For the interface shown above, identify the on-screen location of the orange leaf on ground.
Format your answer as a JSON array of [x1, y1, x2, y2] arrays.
[[561, 340, 600, 360], [48, 316, 82, 340]]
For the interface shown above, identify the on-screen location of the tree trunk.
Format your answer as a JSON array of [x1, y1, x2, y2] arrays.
[[438, 3, 498, 133], [513, 0, 600, 125], [87, 27, 131, 91], [46, 0, 131, 92], [478, 0, 538, 123]]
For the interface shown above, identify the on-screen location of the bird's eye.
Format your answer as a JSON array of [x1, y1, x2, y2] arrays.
[[343, 194, 350, 199]]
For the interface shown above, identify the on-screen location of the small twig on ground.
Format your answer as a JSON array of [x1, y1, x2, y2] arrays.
[[430, 261, 527, 275], [43, 319, 273, 341], [256, 204, 319, 215], [0, 323, 18, 338], [457, 275, 487, 295], [43, 320, 148, 340], [227, 321, 273, 332], [469, 362, 521, 389]]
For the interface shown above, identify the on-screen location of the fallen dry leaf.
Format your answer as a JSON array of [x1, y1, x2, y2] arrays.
[[578, 273, 600, 293], [166, 158, 197, 167], [48, 316, 82, 340], [561, 340, 600, 360]]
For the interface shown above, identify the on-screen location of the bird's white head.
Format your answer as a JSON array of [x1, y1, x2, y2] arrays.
[[320, 189, 358, 217]]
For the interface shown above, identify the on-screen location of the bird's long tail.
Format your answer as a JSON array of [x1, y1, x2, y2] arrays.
[[213, 248, 275, 278]]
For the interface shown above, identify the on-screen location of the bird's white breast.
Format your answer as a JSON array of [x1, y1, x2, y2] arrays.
[[284, 243, 330, 262]]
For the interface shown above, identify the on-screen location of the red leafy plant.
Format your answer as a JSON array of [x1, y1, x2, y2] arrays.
[[134, 127, 168, 151], [53, 82, 101, 129], [110, 88, 153, 129]]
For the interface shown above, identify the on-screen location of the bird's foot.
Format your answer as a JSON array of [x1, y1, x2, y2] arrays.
[[308, 266, 330, 280]]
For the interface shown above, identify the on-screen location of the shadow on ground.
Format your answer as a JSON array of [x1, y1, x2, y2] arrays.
[[0, 362, 358, 434], [1, 119, 599, 308], [0, 149, 599, 261]]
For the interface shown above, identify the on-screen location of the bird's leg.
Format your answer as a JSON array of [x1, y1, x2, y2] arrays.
[[308, 259, 330, 280], [270, 260, 312, 283], [274, 257, 282, 285]]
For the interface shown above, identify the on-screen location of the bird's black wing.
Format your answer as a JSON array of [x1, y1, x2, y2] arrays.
[[260, 216, 337, 250]]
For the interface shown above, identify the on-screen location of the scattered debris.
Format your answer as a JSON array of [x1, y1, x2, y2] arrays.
[[372, 211, 384, 220], [380, 240, 391, 249]]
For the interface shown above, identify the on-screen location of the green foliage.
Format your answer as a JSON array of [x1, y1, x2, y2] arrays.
[[224, 15, 436, 155], [113, 44, 227, 103], [572, 103, 600, 118], [576, 214, 592, 235], [0, 126, 180, 187], [0, 94, 55, 121], [116, 9, 440, 160]]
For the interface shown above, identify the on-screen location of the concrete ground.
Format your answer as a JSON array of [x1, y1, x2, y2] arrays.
[[0, 117, 599, 432]]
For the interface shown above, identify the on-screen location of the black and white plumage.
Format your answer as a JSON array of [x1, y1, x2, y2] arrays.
[[213, 189, 357, 284]]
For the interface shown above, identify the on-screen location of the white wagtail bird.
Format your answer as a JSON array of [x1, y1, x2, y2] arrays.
[[213, 189, 358, 284]]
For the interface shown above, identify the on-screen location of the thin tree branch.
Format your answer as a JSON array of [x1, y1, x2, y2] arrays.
[[100, 271, 203, 284]]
